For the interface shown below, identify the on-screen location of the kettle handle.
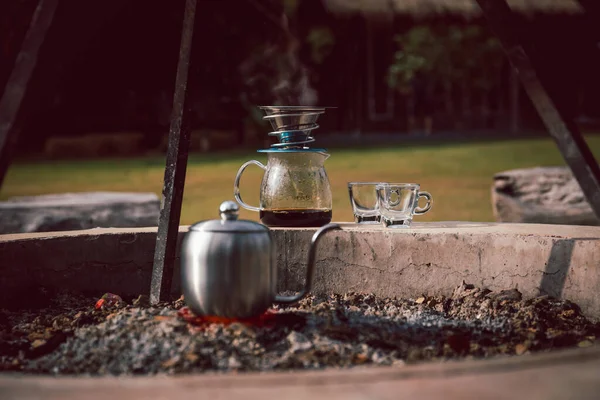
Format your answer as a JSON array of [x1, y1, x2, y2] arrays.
[[233, 160, 266, 212], [275, 223, 342, 304]]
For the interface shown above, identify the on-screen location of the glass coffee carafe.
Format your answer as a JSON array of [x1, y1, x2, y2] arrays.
[[233, 106, 333, 228], [234, 149, 332, 227]]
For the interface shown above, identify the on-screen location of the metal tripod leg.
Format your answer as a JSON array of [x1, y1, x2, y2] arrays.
[[0, 0, 58, 190], [150, 0, 198, 304], [475, 0, 600, 219]]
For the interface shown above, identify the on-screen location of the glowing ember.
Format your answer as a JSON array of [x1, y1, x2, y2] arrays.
[[94, 293, 124, 310], [94, 298, 105, 310], [177, 306, 280, 329]]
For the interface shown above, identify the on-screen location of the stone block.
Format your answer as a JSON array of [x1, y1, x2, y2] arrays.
[[492, 166, 600, 226], [0, 191, 160, 234], [1, 222, 599, 320]]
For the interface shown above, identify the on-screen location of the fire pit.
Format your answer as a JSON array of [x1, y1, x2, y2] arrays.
[[0, 222, 599, 397], [1, 282, 598, 376]]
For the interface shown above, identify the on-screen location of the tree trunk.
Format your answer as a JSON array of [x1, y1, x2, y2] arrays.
[[509, 67, 520, 134], [461, 79, 471, 130], [481, 91, 490, 129], [444, 81, 453, 116]]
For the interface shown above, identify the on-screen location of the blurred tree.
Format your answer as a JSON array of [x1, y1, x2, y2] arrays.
[[306, 26, 335, 66], [387, 26, 438, 94], [387, 24, 504, 127], [467, 29, 505, 125]]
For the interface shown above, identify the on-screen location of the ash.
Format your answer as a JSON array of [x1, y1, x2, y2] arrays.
[[1, 282, 598, 376]]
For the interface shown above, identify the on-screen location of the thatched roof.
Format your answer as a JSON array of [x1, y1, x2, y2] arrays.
[[323, 0, 583, 17]]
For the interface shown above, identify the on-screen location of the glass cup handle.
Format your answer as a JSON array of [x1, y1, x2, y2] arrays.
[[233, 160, 266, 212], [414, 191, 432, 215]]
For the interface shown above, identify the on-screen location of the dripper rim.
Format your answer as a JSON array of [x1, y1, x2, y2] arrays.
[[259, 105, 337, 110], [257, 148, 328, 154]]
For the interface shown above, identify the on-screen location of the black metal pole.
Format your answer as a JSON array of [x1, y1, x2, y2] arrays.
[[0, 0, 58, 190], [475, 0, 600, 219], [150, 0, 197, 305]]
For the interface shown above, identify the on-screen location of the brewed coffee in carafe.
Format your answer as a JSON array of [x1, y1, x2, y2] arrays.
[[234, 106, 333, 228], [259, 210, 332, 227]]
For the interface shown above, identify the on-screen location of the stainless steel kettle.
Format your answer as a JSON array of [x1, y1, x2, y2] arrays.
[[180, 200, 341, 319]]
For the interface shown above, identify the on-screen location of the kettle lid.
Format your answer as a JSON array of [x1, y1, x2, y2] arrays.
[[188, 201, 269, 233]]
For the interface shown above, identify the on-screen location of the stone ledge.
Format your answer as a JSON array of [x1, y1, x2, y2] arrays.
[[0, 345, 598, 399], [0, 192, 160, 234], [278, 222, 600, 321], [0, 222, 599, 319]]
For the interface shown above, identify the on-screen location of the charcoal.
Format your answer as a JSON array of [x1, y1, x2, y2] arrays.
[[0, 284, 598, 376]]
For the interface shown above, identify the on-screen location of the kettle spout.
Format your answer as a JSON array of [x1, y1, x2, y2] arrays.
[[274, 223, 341, 304]]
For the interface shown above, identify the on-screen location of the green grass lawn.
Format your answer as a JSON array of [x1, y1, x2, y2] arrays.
[[3, 135, 600, 225]]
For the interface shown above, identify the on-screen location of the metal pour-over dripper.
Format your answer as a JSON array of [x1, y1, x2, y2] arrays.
[[259, 106, 327, 149], [234, 105, 335, 227]]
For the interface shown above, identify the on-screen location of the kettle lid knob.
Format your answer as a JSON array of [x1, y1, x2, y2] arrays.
[[219, 201, 239, 221]]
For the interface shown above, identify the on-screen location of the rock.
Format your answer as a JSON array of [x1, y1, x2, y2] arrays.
[[490, 289, 522, 302], [353, 353, 369, 364], [287, 331, 313, 353], [227, 356, 242, 369], [515, 343, 528, 355], [371, 350, 389, 364], [132, 295, 150, 308], [173, 295, 185, 310], [0, 192, 160, 234], [451, 281, 476, 300], [95, 293, 125, 310], [492, 167, 600, 225], [161, 357, 179, 368], [578, 340, 594, 348]]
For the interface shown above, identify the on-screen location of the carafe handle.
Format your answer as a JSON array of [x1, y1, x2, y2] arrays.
[[233, 160, 266, 212], [275, 223, 342, 304]]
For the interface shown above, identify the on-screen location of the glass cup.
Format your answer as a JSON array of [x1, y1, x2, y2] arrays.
[[347, 182, 381, 224], [376, 183, 432, 228]]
